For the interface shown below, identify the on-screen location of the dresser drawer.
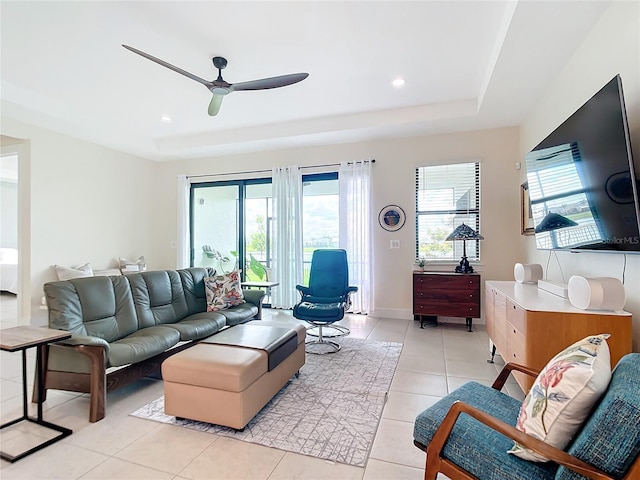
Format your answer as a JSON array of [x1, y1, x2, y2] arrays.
[[506, 299, 526, 333], [414, 300, 480, 318], [413, 274, 479, 291], [507, 323, 526, 363]]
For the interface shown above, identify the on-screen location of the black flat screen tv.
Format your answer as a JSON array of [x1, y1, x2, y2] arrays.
[[524, 75, 640, 253]]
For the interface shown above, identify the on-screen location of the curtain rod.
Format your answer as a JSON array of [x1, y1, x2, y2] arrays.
[[186, 159, 375, 180]]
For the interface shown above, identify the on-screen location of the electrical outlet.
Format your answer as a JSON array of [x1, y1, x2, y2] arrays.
[[390, 240, 400, 249], [170, 241, 176, 249]]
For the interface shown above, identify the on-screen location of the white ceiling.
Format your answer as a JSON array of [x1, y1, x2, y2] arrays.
[[0, 1, 612, 162]]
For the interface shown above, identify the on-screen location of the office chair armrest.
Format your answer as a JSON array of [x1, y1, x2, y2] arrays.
[[346, 286, 358, 294], [296, 285, 312, 296]]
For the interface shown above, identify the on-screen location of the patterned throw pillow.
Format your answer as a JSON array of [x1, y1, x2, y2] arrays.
[[508, 334, 612, 462], [55, 263, 94, 281], [204, 270, 245, 311]]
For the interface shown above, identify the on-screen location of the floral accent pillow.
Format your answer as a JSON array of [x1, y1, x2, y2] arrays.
[[508, 333, 612, 462], [204, 270, 245, 311]]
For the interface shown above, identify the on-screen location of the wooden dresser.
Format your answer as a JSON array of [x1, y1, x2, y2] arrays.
[[413, 272, 481, 331], [485, 280, 632, 391]]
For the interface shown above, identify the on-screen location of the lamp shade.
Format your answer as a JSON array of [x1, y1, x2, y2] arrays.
[[534, 212, 578, 233], [445, 223, 484, 241]]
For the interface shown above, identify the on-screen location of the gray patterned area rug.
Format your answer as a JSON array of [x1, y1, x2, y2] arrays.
[[130, 337, 402, 467]]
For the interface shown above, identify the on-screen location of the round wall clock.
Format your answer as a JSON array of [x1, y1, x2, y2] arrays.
[[378, 205, 406, 231]]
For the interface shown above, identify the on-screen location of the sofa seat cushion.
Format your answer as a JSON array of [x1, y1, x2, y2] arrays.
[[165, 312, 226, 341], [217, 303, 258, 326], [108, 326, 180, 367], [414, 381, 558, 480]]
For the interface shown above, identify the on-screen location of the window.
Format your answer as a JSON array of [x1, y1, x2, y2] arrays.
[[415, 162, 481, 261]]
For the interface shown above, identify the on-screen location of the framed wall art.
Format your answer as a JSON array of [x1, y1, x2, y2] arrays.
[[378, 205, 406, 232], [521, 182, 535, 236]]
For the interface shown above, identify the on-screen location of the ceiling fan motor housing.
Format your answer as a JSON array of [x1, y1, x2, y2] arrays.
[[213, 56, 227, 70]]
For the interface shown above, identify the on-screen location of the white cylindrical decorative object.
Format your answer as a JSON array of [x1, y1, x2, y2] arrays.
[[514, 263, 543, 284], [568, 276, 626, 311]]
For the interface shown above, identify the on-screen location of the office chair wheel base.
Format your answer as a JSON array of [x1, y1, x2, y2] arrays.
[[305, 324, 350, 338], [305, 339, 341, 354]]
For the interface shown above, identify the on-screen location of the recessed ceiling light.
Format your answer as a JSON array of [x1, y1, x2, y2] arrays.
[[392, 78, 405, 88], [160, 115, 172, 123]]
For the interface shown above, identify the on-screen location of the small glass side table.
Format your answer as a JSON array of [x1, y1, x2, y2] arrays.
[[0, 326, 73, 462]]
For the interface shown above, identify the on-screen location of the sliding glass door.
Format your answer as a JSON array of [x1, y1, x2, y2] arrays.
[[191, 182, 241, 273], [190, 173, 338, 285]]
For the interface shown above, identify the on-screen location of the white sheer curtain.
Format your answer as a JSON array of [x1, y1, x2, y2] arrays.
[[176, 175, 190, 269], [271, 166, 304, 309], [339, 160, 373, 314]]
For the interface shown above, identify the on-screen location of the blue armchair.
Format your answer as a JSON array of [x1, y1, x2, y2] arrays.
[[292, 249, 358, 354], [413, 354, 640, 480]]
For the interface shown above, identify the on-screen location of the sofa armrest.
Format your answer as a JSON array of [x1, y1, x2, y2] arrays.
[[242, 289, 266, 307], [56, 334, 110, 352], [421, 400, 614, 480], [491, 362, 540, 391]]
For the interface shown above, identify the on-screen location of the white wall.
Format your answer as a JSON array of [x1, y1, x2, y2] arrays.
[[519, 1, 640, 350], [1, 180, 18, 248], [153, 126, 522, 321], [1, 120, 156, 324]]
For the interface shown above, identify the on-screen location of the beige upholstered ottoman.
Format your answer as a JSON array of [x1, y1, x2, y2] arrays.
[[162, 322, 305, 429]]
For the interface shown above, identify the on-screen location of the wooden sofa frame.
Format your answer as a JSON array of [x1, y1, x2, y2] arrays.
[[34, 340, 197, 422], [414, 363, 640, 480]]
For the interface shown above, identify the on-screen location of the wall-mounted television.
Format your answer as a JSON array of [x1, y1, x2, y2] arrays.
[[524, 75, 640, 253]]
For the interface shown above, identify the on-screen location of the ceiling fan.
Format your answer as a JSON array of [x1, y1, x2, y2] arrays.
[[122, 45, 309, 116]]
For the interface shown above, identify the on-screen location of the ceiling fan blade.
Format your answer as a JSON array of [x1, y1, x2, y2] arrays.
[[208, 94, 224, 116], [122, 45, 211, 87], [230, 73, 309, 92]]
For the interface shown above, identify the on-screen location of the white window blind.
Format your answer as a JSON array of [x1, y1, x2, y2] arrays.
[[415, 162, 481, 260]]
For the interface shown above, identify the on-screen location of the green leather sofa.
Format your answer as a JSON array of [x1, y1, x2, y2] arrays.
[[40, 267, 265, 422]]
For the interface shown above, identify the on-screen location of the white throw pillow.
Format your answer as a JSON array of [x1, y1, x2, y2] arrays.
[[508, 333, 612, 462], [54, 263, 94, 281], [119, 256, 147, 273]]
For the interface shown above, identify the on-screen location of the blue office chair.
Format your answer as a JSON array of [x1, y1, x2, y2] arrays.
[[293, 249, 358, 354]]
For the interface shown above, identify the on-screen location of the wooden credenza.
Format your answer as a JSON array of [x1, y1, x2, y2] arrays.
[[485, 280, 632, 391], [413, 272, 481, 332]]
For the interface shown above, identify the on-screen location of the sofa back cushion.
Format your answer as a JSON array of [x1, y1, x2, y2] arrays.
[[45, 276, 138, 342], [128, 270, 189, 328], [178, 267, 213, 315], [555, 353, 640, 479]]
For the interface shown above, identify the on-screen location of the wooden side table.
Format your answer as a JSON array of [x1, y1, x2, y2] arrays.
[[413, 272, 481, 332], [0, 326, 73, 462]]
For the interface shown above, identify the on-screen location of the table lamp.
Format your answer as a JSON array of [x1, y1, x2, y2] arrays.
[[446, 223, 484, 273], [534, 212, 578, 233]]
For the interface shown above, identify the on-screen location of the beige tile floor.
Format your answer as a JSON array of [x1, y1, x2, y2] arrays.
[[0, 294, 524, 479]]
